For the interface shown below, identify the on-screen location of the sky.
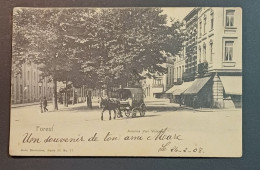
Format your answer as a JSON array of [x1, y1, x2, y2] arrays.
[[162, 7, 194, 24]]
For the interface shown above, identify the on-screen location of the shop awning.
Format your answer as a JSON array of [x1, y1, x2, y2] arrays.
[[219, 76, 242, 95], [165, 85, 178, 94], [172, 81, 194, 95], [183, 76, 211, 95]]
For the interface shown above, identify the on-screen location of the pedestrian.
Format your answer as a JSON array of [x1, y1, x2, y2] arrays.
[[43, 96, 48, 112], [179, 96, 182, 107], [193, 96, 198, 109]]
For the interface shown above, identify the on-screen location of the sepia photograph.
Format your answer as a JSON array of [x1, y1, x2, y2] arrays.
[[10, 7, 242, 157]]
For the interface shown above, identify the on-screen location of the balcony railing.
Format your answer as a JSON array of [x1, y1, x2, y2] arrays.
[[197, 61, 208, 77]]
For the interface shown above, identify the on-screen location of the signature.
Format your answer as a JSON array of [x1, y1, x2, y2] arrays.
[[158, 142, 171, 152]]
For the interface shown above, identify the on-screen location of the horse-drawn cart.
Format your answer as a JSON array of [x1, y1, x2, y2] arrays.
[[117, 88, 146, 118]]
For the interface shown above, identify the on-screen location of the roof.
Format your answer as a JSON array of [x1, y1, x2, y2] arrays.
[[172, 81, 194, 95], [165, 85, 177, 94], [183, 7, 200, 21], [183, 76, 211, 95], [120, 88, 143, 94]]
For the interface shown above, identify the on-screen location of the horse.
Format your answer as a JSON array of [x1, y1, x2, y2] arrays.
[[99, 97, 122, 120]]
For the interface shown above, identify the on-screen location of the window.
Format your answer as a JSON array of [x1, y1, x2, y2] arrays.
[[169, 68, 172, 84], [203, 44, 206, 61], [27, 71, 30, 80], [194, 28, 197, 41], [225, 41, 233, 61], [210, 12, 214, 30], [210, 41, 213, 63], [182, 47, 185, 59], [203, 16, 207, 33], [27, 85, 30, 96], [226, 10, 234, 27], [199, 21, 202, 36], [20, 85, 23, 101], [198, 46, 201, 63]]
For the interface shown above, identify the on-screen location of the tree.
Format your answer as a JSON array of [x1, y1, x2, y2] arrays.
[[13, 8, 81, 110], [12, 8, 186, 109], [76, 8, 186, 90]]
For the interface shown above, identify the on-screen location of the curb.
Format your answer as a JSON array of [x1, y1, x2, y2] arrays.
[[11, 101, 52, 108]]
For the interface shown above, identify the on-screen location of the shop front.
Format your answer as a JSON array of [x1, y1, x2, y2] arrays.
[[183, 76, 213, 108]]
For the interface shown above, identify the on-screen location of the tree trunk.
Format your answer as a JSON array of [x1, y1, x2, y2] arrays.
[[72, 85, 75, 105], [63, 92, 66, 106], [53, 78, 58, 110], [64, 81, 68, 107]]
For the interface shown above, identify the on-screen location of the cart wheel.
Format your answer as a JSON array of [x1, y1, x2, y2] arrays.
[[132, 108, 137, 118], [116, 109, 122, 118], [140, 103, 146, 117], [124, 109, 131, 118]]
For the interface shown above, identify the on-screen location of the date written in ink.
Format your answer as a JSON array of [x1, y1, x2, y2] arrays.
[[171, 146, 204, 153]]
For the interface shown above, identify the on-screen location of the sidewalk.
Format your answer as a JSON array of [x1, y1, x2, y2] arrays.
[[11, 101, 52, 108], [170, 102, 240, 112]]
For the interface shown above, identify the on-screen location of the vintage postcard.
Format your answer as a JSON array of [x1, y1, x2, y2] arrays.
[[10, 7, 242, 157]]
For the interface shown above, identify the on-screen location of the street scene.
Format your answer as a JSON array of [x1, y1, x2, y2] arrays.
[[11, 98, 241, 126], [10, 7, 242, 157], [10, 98, 242, 157]]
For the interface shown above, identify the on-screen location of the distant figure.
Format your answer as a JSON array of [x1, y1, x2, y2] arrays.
[[179, 96, 182, 107], [43, 96, 48, 112], [87, 95, 92, 109], [193, 96, 199, 109]]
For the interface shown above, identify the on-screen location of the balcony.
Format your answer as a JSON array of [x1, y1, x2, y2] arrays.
[[197, 61, 208, 77], [182, 71, 196, 82]]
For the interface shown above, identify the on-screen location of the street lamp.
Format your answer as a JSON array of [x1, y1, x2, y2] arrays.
[[38, 81, 43, 96]]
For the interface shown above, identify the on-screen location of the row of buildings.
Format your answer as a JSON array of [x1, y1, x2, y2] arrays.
[[11, 7, 242, 109], [143, 7, 242, 108], [11, 62, 53, 104]]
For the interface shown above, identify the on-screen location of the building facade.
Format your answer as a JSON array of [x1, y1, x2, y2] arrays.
[[173, 47, 186, 84], [143, 57, 174, 98], [183, 8, 199, 82], [179, 7, 242, 108], [11, 62, 53, 104], [195, 7, 242, 108], [166, 7, 242, 108]]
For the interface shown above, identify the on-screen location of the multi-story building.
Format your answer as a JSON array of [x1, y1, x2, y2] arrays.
[[143, 57, 174, 98], [182, 7, 242, 108], [182, 8, 200, 82], [173, 47, 186, 84], [11, 62, 53, 104]]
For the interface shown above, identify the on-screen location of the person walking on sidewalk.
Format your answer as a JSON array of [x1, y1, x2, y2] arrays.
[[43, 96, 48, 112], [193, 96, 199, 109]]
